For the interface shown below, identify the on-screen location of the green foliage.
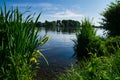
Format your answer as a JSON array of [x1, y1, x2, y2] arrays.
[[101, 0, 120, 37], [105, 36, 120, 54], [112, 49, 120, 77], [58, 52, 120, 80], [44, 20, 57, 28], [58, 0, 120, 80], [73, 18, 96, 59], [37, 20, 80, 29], [73, 18, 109, 59], [57, 65, 84, 80], [61, 20, 80, 28], [59, 35, 120, 80], [83, 54, 112, 80], [88, 36, 107, 56], [36, 20, 80, 34], [0, 4, 49, 80]]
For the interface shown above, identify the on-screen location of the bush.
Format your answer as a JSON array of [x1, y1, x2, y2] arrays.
[[105, 36, 120, 54], [88, 36, 107, 56], [58, 52, 120, 80], [73, 18, 107, 59], [73, 18, 96, 59], [0, 5, 49, 80], [112, 49, 120, 76]]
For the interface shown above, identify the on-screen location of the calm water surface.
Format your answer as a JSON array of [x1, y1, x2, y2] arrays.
[[37, 27, 104, 79], [37, 28, 76, 79]]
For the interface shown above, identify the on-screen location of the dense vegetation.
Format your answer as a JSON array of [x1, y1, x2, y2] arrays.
[[36, 20, 80, 28], [0, 5, 49, 80], [58, 19, 120, 79], [101, 0, 120, 37], [58, 0, 120, 80], [1, 0, 120, 80], [58, 50, 120, 80], [73, 18, 96, 59], [36, 20, 80, 34]]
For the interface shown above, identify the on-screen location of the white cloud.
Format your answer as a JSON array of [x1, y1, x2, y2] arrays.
[[11, 3, 61, 11], [11, 3, 84, 21], [12, 3, 53, 8], [48, 10, 83, 18]]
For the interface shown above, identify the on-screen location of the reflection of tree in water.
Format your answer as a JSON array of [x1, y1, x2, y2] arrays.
[[44, 27, 77, 34], [36, 20, 80, 34]]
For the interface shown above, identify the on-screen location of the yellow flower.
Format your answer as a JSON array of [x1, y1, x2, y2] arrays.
[[36, 50, 40, 53], [32, 50, 40, 55], [46, 36, 50, 40], [34, 28, 37, 33], [0, 29, 2, 32], [30, 57, 37, 63]]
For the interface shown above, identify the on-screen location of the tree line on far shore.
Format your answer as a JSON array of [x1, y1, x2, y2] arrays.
[[36, 20, 81, 29]]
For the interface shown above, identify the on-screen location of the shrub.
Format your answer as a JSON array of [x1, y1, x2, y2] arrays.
[[58, 52, 120, 80], [73, 18, 96, 59], [105, 36, 120, 54], [73, 18, 107, 59], [88, 36, 107, 56], [112, 49, 120, 77], [0, 4, 49, 80]]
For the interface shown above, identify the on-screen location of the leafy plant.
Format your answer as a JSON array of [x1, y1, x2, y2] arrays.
[[0, 4, 49, 80], [58, 52, 120, 80], [105, 36, 120, 54], [88, 36, 107, 56], [73, 18, 96, 59]]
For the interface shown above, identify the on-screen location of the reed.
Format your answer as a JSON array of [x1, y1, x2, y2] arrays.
[[0, 4, 49, 80], [73, 18, 96, 59]]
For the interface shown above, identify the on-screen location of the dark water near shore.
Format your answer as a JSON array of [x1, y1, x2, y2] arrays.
[[37, 27, 76, 80]]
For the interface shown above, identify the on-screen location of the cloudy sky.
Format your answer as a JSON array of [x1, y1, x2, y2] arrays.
[[0, 0, 114, 25]]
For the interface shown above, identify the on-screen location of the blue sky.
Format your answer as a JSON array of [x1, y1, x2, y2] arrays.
[[0, 0, 115, 25]]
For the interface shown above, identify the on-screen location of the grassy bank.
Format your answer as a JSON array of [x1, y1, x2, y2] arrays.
[[58, 51, 120, 80]]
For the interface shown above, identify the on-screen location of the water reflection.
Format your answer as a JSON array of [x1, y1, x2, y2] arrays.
[[38, 26, 77, 34], [37, 27, 104, 79], [37, 27, 76, 80]]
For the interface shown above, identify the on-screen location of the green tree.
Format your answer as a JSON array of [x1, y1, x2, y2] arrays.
[[101, 0, 120, 37]]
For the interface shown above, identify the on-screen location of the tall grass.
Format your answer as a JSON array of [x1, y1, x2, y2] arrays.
[[0, 4, 49, 80], [58, 51, 120, 80], [105, 36, 120, 54], [73, 18, 107, 60], [73, 18, 95, 59]]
